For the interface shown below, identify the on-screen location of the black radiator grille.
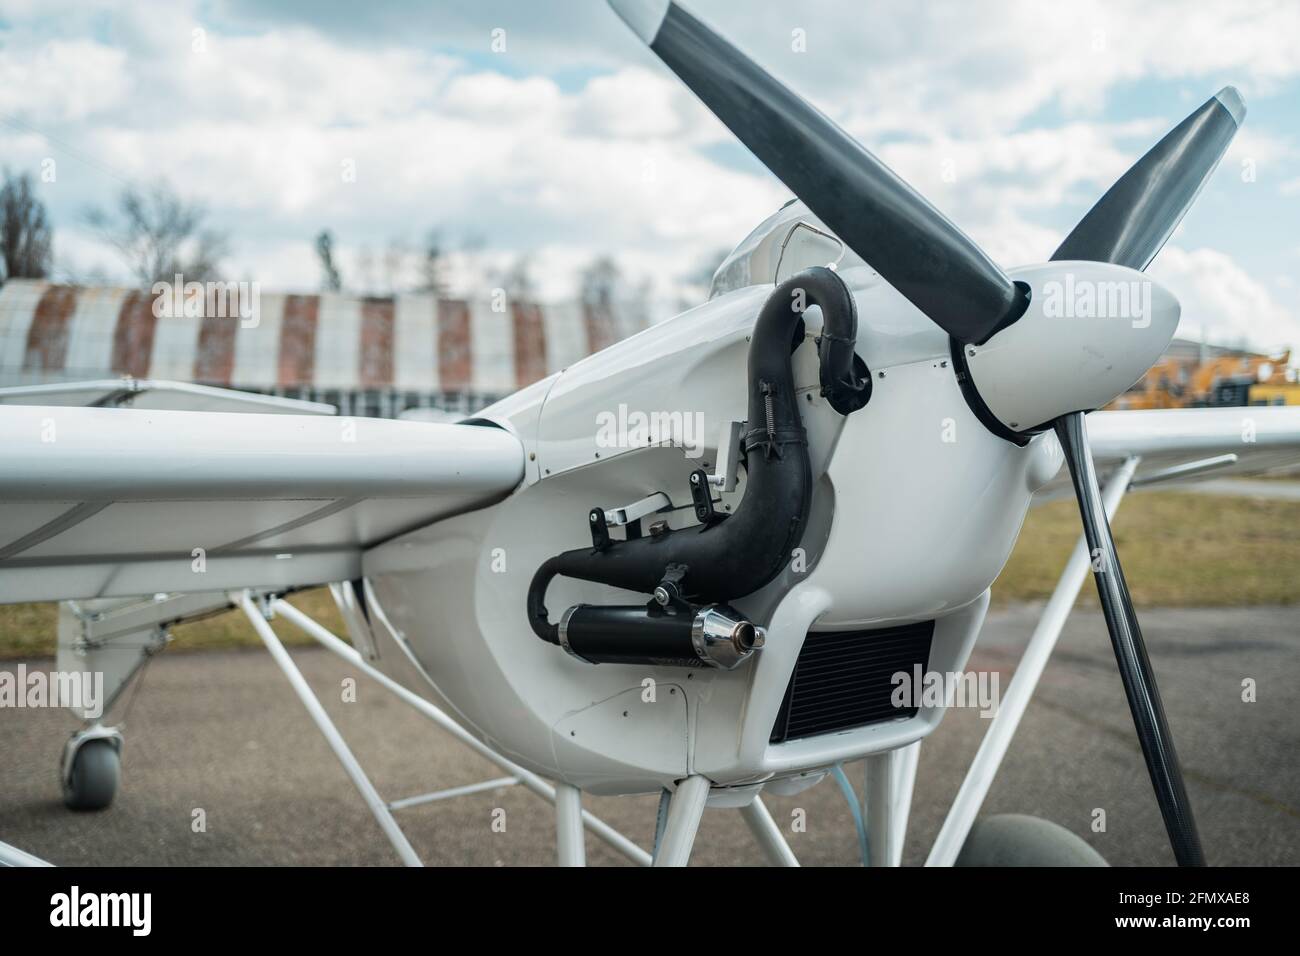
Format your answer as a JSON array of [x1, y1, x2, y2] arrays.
[[769, 620, 935, 743]]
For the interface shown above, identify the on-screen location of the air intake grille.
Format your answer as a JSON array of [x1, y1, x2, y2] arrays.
[[769, 620, 935, 743]]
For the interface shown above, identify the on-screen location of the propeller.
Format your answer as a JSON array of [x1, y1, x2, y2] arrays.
[[1049, 88, 1243, 867], [609, 0, 1244, 865], [607, 0, 1028, 345]]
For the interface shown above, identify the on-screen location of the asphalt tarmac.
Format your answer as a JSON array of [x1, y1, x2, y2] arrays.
[[1, 604, 1296, 866]]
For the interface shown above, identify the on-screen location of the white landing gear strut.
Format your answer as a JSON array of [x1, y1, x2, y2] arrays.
[[233, 590, 653, 867], [740, 796, 799, 867], [652, 775, 711, 867]]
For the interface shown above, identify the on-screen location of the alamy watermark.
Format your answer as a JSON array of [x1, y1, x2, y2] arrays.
[[151, 274, 260, 328], [1042, 273, 1153, 329], [50, 886, 150, 936], [891, 666, 999, 718], [0, 665, 104, 719], [595, 403, 707, 458]]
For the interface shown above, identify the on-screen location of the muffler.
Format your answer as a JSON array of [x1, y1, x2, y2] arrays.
[[558, 603, 764, 669]]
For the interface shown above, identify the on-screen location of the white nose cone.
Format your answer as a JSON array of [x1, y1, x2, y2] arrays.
[[963, 261, 1180, 432]]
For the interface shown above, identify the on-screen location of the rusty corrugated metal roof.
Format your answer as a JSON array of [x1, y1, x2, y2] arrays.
[[0, 280, 638, 393]]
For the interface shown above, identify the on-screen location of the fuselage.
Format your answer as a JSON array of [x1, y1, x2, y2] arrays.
[[360, 259, 1066, 795]]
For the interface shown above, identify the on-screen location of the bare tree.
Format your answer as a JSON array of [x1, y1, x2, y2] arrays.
[[456, 232, 488, 296], [495, 254, 535, 301], [85, 182, 228, 286], [382, 237, 409, 294], [355, 244, 376, 295], [417, 228, 448, 296], [580, 255, 621, 310], [315, 230, 342, 291], [581, 255, 622, 348], [0, 170, 53, 282], [626, 276, 654, 333]]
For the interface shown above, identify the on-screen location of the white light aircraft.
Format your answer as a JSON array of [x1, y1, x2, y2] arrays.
[[2, 0, 1298, 867]]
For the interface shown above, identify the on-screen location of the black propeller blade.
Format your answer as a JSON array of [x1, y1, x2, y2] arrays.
[[1050, 91, 1245, 866], [1052, 87, 1245, 268], [608, 0, 1028, 345]]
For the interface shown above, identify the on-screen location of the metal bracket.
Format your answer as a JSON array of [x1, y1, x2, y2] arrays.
[[601, 492, 672, 528], [1128, 453, 1238, 488], [707, 421, 745, 492], [689, 469, 721, 525]]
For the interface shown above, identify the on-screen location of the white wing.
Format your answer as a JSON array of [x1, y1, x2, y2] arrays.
[[0, 377, 335, 415], [1037, 406, 1300, 499], [0, 402, 523, 603]]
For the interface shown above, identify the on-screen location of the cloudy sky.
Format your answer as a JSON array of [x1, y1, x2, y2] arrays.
[[1, 0, 1298, 355]]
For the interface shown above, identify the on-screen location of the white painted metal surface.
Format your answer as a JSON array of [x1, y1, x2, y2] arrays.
[[0, 406, 522, 500], [653, 776, 710, 867], [739, 797, 799, 867], [0, 407, 524, 603], [0, 839, 53, 867], [864, 750, 899, 867], [0, 378, 334, 415], [890, 741, 921, 866], [555, 784, 586, 867], [966, 262, 1180, 432], [387, 777, 519, 811], [1034, 406, 1300, 499], [1089, 406, 1300, 465]]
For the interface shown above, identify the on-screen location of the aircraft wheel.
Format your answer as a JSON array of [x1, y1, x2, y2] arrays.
[[955, 814, 1107, 867], [63, 738, 120, 811]]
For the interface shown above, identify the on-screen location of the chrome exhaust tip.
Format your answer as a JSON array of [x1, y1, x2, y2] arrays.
[[692, 605, 765, 670]]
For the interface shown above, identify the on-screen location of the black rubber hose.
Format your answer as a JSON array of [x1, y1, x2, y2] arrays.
[[528, 556, 563, 644], [528, 267, 866, 642]]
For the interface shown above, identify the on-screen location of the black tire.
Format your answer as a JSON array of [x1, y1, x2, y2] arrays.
[[63, 739, 120, 811], [956, 814, 1107, 867]]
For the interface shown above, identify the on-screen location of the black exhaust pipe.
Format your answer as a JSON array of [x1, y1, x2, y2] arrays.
[[528, 266, 868, 663]]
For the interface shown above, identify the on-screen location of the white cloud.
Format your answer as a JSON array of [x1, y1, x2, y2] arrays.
[[0, 39, 128, 122], [0, 0, 1293, 346], [31, 57, 784, 294], [1151, 246, 1300, 356], [680, 0, 1300, 137]]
